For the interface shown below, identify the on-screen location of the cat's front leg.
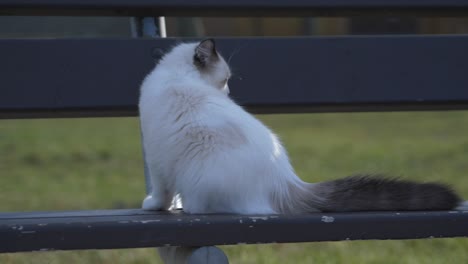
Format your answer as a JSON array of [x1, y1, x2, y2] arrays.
[[142, 172, 172, 211]]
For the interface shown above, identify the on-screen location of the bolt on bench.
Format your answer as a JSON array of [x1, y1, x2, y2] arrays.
[[1, 1, 468, 263]]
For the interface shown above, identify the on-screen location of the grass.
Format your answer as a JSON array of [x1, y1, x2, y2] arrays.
[[1, 111, 468, 263]]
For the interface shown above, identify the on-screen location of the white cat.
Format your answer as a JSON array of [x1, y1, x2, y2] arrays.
[[139, 39, 460, 214]]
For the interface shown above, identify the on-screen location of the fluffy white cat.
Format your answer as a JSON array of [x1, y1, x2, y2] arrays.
[[139, 39, 460, 214]]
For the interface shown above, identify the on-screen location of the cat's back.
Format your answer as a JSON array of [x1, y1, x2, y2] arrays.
[[141, 71, 225, 122], [139, 71, 271, 153]]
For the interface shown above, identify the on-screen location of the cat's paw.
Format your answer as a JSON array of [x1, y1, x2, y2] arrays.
[[142, 195, 164, 211]]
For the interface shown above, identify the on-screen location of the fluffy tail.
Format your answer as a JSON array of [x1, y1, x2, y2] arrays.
[[290, 175, 461, 213]]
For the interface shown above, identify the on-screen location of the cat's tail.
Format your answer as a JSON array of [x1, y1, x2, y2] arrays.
[[284, 175, 461, 213]]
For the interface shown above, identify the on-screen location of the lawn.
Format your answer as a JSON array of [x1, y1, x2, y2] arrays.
[[1, 111, 467, 263]]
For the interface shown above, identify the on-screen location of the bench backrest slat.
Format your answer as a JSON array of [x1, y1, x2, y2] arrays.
[[2, 36, 468, 119]]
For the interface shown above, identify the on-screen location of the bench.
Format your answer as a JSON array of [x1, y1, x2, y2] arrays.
[[2, 1, 468, 263]]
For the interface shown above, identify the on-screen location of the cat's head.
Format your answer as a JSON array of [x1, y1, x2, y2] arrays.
[[161, 39, 231, 94], [193, 39, 231, 94]]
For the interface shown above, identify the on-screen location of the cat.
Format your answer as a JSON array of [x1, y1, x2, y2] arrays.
[[139, 39, 462, 214]]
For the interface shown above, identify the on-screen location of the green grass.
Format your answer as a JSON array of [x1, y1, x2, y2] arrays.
[[1, 112, 468, 263]]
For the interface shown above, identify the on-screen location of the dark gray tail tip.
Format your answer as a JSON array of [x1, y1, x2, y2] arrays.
[[366, 175, 461, 207], [329, 175, 462, 211], [424, 182, 461, 210]]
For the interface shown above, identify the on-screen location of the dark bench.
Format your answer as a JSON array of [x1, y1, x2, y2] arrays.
[[1, 1, 468, 263]]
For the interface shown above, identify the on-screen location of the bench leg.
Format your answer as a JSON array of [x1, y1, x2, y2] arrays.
[[158, 246, 229, 264]]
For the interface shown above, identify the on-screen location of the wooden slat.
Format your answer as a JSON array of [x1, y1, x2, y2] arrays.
[[1, 209, 467, 253], [2, 36, 468, 119], [1, 0, 468, 17]]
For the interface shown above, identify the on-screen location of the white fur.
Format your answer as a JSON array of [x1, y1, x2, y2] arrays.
[[139, 42, 314, 214]]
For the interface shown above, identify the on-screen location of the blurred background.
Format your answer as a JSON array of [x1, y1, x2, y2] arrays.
[[1, 16, 468, 263], [1, 16, 468, 37]]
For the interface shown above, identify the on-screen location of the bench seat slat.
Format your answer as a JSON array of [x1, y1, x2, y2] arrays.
[[1, 36, 468, 119], [1, 0, 468, 16], [1, 209, 467, 253]]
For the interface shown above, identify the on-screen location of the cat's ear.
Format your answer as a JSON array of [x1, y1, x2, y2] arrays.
[[194, 39, 218, 68]]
